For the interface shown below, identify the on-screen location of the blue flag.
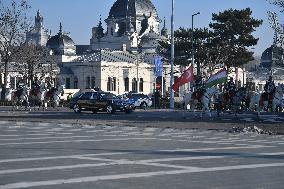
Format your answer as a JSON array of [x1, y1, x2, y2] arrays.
[[154, 57, 163, 77]]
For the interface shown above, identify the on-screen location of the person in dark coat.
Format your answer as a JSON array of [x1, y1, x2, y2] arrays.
[[264, 76, 276, 101], [154, 89, 161, 109]]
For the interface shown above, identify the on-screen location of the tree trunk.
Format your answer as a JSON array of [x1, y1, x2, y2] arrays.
[[1, 60, 8, 100]]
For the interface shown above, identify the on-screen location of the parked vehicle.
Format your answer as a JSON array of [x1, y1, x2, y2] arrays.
[[125, 93, 153, 108], [69, 91, 135, 114]]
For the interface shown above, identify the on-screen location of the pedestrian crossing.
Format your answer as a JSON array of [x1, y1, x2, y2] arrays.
[[0, 121, 284, 189]]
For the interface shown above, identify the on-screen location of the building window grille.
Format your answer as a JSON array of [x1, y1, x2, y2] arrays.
[[65, 78, 71, 89], [111, 77, 116, 91], [86, 76, 90, 89], [124, 77, 129, 92], [91, 77, 96, 89], [107, 77, 116, 91], [107, 77, 111, 91], [139, 78, 144, 92], [74, 77, 78, 89], [132, 78, 137, 92]]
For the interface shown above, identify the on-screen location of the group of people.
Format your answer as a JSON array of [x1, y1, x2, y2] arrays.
[[16, 77, 58, 98], [192, 75, 276, 103]]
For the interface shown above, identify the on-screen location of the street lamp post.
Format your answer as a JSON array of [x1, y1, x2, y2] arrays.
[[169, 0, 175, 109], [191, 12, 200, 76], [136, 53, 139, 93]]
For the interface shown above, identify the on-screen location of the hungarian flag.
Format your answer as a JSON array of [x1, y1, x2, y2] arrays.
[[205, 68, 227, 88], [172, 66, 194, 92]]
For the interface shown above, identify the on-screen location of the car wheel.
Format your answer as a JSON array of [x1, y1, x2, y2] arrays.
[[73, 104, 81, 113], [125, 109, 132, 114], [106, 105, 115, 114], [92, 109, 98, 114], [140, 102, 147, 110]]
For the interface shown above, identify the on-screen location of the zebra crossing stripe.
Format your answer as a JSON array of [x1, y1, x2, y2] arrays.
[[2, 163, 284, 189]]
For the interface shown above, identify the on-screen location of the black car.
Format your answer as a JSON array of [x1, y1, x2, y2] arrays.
[[69, 91, 135, 114]]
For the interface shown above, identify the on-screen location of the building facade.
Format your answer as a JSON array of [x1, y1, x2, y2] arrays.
[[45, 0, 181, 97]]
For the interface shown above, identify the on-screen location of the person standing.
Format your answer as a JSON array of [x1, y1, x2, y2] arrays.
[[225, 77, 236, 103], [192, 76, 205, 101], [154, 89, 161, 109], [264, 76, 276, 102]]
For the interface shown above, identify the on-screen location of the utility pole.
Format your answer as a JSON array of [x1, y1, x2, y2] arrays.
[[136, 53, 139, 93], [170, 0, 175, 109], [191, 12, 200, 76]]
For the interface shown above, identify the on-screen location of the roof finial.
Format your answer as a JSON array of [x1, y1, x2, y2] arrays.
[[59, 22, 63, 34], [161, 17, 168, 36]]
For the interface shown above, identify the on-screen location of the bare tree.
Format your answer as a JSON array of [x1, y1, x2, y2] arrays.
[[268, 0, 284, 11], [0, 0, 31, 100], [14, 44, 55, 86]]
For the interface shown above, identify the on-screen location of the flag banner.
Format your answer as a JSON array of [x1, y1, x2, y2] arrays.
[[172, 65, 194, 92], [205, 68, 227, 88], [154, 57, 163, 77]]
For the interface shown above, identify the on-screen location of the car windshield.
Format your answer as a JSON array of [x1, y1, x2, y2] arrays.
[[131, 94, 147, 99], [81, 92, 93, 100], [101, 93, 117, 100]]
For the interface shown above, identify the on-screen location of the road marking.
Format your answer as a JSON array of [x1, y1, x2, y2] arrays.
[[4, 151, 280, 175], [0, 163, 123, 175], [0, 138, 157, 146], [139, 156, 226, 163], [160, 145, 273, 152], [0, 153, 128, 163], [0, 135, 20, 137], [2, 163, 284, 189], [0, 135, 95, 141]]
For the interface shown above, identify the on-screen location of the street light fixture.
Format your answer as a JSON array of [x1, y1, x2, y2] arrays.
[[191, 12, 200, 76]]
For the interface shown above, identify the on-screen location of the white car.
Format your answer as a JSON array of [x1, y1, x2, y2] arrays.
[[128, 93, 153, 108]]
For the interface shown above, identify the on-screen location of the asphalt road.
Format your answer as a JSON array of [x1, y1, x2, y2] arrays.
[[0, 106, 283, 134], [0, 117, 284, 188]]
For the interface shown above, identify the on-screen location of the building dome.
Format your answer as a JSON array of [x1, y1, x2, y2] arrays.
[[260, 45, 284, 69], [46, 34, 75, 47], [46, 23, 76, 55], [108, 0, 158, 20]]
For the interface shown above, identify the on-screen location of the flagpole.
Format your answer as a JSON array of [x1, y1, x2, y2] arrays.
[[170, 0, 175, 109]]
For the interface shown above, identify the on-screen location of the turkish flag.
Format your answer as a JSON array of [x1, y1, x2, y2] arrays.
[[172, 66, 194, 92]]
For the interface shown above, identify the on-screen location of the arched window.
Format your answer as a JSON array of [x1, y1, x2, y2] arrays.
[[132, 78, 137, 92], [91, 76, 96, 89], [65, 78, 71, 89], [107, 77, 111, 91], [107, 77, 116, 91], [74, 77, 78, 89], [124, 77, 129, 92], [139, 78, 144, 92], [86, 76, 90, 89], [111, 77, 116, 91]]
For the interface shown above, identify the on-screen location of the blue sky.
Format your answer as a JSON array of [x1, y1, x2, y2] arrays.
[[25, 0, 284, 56]]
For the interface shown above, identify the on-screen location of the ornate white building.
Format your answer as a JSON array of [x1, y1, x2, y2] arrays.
[[1, 0, 182, 100], [45, 0, 180, 96]]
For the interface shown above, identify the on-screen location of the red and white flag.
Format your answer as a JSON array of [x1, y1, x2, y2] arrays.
[[172, 66, 194, 92]]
